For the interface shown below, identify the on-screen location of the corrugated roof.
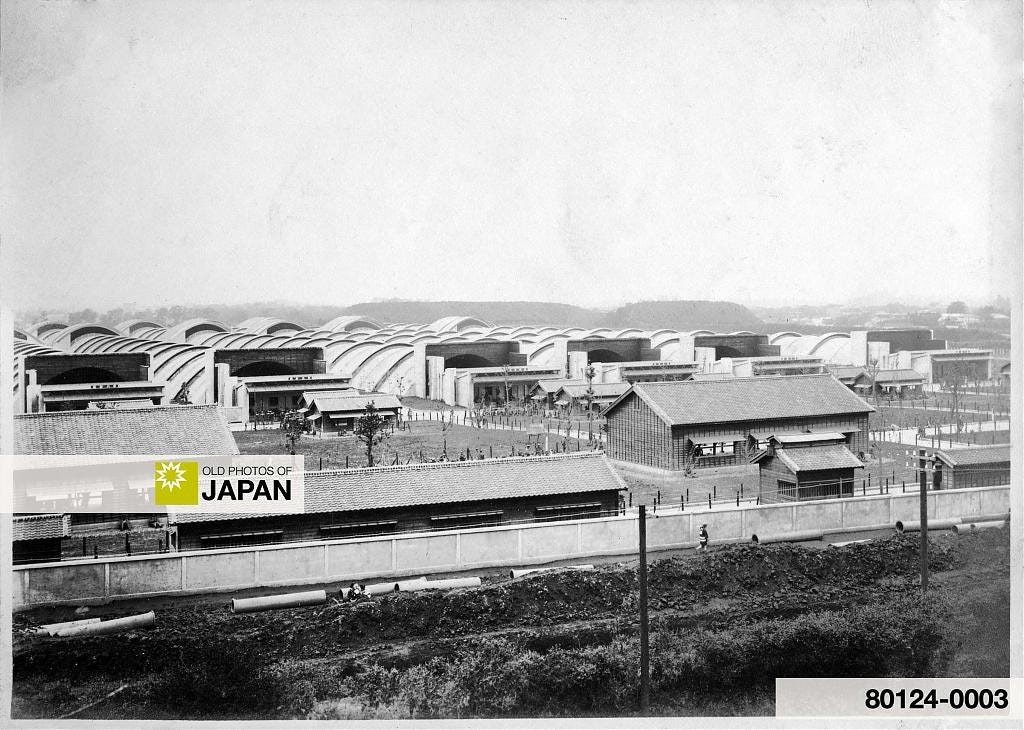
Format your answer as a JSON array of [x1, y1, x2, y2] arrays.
[[775, 445, 864, 472], [610, 374, 874, 426], [170, 452, 624, 524], [15, 405, 239, 456], [934, 444, 1012, 467], [13, 514, 70, 541]]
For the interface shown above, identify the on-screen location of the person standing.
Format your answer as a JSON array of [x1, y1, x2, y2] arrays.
[[698, 523, 709, 552]]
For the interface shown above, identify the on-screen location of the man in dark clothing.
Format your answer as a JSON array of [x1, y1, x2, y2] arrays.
[[698, 524, 709, 552]]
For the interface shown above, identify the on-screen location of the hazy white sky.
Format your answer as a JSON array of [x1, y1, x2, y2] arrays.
[[1, 0, 1020, 312]]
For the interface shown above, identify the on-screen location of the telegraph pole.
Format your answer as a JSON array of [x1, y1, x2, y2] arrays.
[[638, 505, 650, 713], [918, 448, 928, 591]]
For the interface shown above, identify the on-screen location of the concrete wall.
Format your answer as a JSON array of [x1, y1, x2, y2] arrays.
[[12, 485, 1009, 609]]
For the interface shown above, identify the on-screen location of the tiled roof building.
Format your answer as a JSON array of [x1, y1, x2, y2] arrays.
[[15, 404, 239, 456], [604, 375, 874, 471], [171, 452, 625, 550], [752, 433, 864, 503], [933, 444, 1011, 490]]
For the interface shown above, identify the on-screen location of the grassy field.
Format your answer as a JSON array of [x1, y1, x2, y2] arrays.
[[235, 422, 591, 470]]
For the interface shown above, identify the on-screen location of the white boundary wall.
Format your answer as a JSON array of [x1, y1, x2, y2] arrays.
[[12, 485, 1009, 609]]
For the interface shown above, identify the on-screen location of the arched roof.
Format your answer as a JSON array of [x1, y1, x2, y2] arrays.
[[429, 315, 494, 332], [30, 321, 68, 339], [321, 315, 384, 332], [116, 319, 165, 336], [235, 317, 304, 335], [164, 318, 231, 343]]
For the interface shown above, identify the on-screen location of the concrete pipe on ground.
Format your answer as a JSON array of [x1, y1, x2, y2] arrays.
[[34, 617, 101, 636], [509, 564, 594, 579], [231, 589, 326, 614], [57, 611, 156, 637], [364, 581, 401, 596], [418, 577, 481, 591], [952, 521, 1007, 535], [751, 530, 823, 545], [394, 577, 431, 592], [828, 539, 873, 548], [895, 518, 961, 534]]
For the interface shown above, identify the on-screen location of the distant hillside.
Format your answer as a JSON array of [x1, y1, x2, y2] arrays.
[[340, 301, 604, 327], [599, 300, 764, 332]]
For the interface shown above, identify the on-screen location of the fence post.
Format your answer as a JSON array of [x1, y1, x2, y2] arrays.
[[125, 533, 131, 556], [708, 494, 712, 509], [681, 495, 684, 511], [736, 491, 740, 507], [82, 537, 87, 556]]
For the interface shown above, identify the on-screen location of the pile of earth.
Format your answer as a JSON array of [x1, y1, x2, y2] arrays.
[[15, 529, 1009, 683]]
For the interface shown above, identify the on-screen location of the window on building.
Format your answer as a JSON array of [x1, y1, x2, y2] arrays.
[[777, 480, 797, 501], [534, 502, 604, 521], [430, 511, 503, 529], [320, 520, 397, 539], [199, 529, 284, 549]]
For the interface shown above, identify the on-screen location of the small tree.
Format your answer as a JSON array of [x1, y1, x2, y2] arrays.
[[939, 354, 973, 433], [355, 402, 389, 467], [582, 364, 596, 443], [280, 409, 305, 455], [501, 364, 512, 406]]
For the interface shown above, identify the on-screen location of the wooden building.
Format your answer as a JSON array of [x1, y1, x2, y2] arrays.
[[170, 452, 625, 550], [13, 514, 70, 565], [872, 369, 926, 398], [552, 382, 630, 414], [603, 374, 874, 471], [14, 405, 239, 532], [932, 445, 1011, 490], [300, 391, 401, 435], [751, 433, 864, 502]]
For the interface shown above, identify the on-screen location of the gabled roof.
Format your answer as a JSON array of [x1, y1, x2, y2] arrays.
[[775, 444, 864, 472], [873, 369, 925, 384], [556, 382, 630, 399], [606, 374, 874, 426], [531, 379, 584, 394], [831, 366, 869, 383], [15, 405, 239, 456], [304, 392, 402, 414], [170, 452, 625, 524], [13, 514, 70, 541], [933, 444, 1012, 468]]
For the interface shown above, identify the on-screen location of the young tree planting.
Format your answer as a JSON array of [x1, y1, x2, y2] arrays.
[[355, 402, 390, 467]]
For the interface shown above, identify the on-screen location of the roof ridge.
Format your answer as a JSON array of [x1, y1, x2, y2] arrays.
[[14, 403, 221, 419], [307, 451, 604, 476]]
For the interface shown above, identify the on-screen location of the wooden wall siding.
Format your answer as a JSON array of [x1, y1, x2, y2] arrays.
[[606, 393, 672, 469], [795, 469, 855, 500], [758, 457, 797, 503], [949, 463, 1011, 491], [176, 489, 621, 551], [674, 414, 870, 469], [609, 398, 870, 473]]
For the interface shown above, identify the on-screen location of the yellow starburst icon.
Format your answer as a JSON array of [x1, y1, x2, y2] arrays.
[[154, 461, 199, 505]]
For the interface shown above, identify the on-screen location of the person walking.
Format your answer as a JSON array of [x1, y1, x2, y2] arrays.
[[698, 523, 709, 552]]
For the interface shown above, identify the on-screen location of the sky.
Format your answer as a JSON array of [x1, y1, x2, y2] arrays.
[[1, 0, 1020, 313]]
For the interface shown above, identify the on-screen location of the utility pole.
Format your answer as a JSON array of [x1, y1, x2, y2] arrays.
[[918, 448, 928, 591], [638, 505, 650, 714]]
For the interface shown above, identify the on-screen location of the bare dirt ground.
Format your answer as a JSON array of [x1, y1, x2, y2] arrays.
[[12, 528, 1011, 720]]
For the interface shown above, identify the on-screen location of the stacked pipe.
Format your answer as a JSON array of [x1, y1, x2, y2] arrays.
[[750, 530, 823, 545], [56, 611, 156, 637]]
